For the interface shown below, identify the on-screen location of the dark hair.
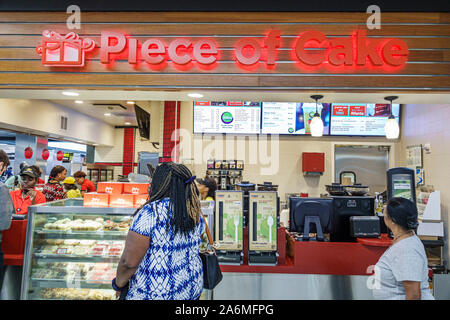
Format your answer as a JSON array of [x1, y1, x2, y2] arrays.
[[196, 176, 217, 200], [73, 171, 86, 178], [64, 183, 78, 191], [49, 165, 66, 182], [135, 162, 201, 236], [29, 165, 42, 178], [0, 149, 10, 168], [385, 197, 419, 231]]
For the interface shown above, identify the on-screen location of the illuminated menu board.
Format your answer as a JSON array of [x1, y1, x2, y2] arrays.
[[193, 101, 261, 134], [261, 102, 331, 135], [330, 104, 400, 136]]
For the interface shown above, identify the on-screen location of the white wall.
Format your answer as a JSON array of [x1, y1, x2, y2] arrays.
[[396, 104, 450, 265], [94, 101, 163, 178], [178, 101, 400, 201], [0, 99, 115, 146]]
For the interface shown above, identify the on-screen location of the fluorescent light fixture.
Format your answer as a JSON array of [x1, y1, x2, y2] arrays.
[[62, 91, 79, 97], [188, 93, 204, 98], [125, 122, 131, 125], [126, 101, 135, 105], [48, 141, 87, 152], [75, 100, 83, 104], [104, 113, 111, 116]]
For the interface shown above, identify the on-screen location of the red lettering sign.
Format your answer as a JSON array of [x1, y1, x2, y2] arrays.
[[349, 105, 366, 116], [227, 101, 243, 106], [333, 106, 349, 116], [36, 30, 95, 67], [36, 29, 409, 70], [194, 101, 210, 106]]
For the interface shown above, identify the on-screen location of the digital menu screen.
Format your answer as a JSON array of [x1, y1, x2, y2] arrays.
[[261, 102, 331, 135], [193, 101, 261, 134], [330, 103, 400, 136]]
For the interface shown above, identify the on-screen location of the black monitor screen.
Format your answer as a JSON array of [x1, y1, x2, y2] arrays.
[[289, 197, 333, 234], [134, 104, 150, 140]]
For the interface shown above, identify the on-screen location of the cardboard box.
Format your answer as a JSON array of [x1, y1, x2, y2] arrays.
[[134, 194, 149, 207], [109, 194, 135, 208], [83, 193, 110, 207], [97, 182, 124, 195], [123, 183, 150, 195]]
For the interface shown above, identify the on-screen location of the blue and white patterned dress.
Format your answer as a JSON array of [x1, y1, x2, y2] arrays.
[[126, 197, 205, 300]]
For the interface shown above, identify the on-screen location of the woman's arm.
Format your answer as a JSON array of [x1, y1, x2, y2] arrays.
[[115, 230, 150, 288], [403, 281, 421, 300]]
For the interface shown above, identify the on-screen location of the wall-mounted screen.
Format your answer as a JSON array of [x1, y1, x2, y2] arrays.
[[261, 102, 331, 135], [193, 101, 261, 134], [330, 104, 400, 136]]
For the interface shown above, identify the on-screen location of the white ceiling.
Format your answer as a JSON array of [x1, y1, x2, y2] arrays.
[[0, 89, 449, 130], [0, 89, 448, 104]]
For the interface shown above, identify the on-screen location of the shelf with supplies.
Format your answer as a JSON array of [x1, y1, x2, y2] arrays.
[[22, 199, 133, 300], [206, 159, 245, 191]]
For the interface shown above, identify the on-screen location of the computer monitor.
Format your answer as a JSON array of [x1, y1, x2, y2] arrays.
[[329, 196, 375, 242], [289, 197, 333, 239]]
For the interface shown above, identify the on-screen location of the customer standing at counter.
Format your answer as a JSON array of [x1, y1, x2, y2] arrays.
[[63, 177, 82, 198], [113, 162, 205, 300], [195, 176, 217, 201], [372, 197, 434, 300], [42, 165, 67, 202], [0, 150, 14, 293], [10, 166, 46, 215], [73, 171, 96, 197]]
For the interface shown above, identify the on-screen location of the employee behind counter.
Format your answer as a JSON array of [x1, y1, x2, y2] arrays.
[[10, 166, 46, 215]]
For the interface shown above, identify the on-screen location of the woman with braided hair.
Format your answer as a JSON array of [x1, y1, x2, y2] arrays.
[[114, 162, 206, 300]]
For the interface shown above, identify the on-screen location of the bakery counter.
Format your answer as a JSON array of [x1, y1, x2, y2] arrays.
[[220, 227, 391, 276], [21, 199, 133, 300], [214, 228, 392, 300]]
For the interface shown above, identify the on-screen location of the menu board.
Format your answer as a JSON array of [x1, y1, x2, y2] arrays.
[[261, 102, 331, 135], [330, 103, 400, 136], [193, 101, 261, 134], [249, 192, 277, 252], [215, 191, 243, 251]]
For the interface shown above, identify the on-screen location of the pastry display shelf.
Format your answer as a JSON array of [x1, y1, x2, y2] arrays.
[[22, 199, 134, 300], [32, 253, 121, 264], [34, 229, 128, 240], [30, 279, 113, 290]]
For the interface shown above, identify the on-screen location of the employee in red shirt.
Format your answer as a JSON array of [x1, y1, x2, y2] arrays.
[[74, 171, 96, 197], [10, 166, 46, 215]]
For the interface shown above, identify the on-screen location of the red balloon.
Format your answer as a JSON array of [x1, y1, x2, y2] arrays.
[[42, 148, 50, 161], [56, 150, 64, 161], [24, 146, 33, 159]]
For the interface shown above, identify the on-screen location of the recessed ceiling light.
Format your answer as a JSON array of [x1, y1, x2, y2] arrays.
[[125, 122, 131, 125], [62, 91, 79, 97], [75, 100, 83, 104], [126, 101, 135, 105], [104, 113, 111, 116], [188, 93, 203, 98]]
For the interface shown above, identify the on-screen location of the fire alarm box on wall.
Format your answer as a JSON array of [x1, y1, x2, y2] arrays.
[[302, 152, 325, 175]]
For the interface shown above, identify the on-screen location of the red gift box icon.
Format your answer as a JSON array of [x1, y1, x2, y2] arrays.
[[36, 30, 95, 67]]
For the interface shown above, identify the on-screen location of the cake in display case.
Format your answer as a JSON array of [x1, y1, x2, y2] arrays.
[[21, 199, 135, 300]]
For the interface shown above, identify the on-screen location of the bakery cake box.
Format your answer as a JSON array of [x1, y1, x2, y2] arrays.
[[83, 193, 149, 208]]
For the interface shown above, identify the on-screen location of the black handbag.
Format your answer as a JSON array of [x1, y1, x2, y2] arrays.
[[200, 214, 223, 290]]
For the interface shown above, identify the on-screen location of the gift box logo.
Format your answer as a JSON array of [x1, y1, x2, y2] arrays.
[[36, 30, 95, 67], [104, 187, 114, 194], [131, 187, 140, 194]]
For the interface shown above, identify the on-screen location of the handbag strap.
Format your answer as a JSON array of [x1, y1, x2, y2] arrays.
[[201, 213, 214, 246]]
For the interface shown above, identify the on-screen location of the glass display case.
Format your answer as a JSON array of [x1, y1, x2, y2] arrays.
[[21, 199, 135, 300]]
